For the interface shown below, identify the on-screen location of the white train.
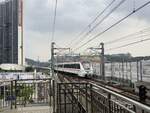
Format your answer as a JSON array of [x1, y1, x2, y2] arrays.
[[54, 61, 94, 77]]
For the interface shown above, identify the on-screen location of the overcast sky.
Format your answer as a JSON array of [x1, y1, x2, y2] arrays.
[[24, 0, 150, 61]]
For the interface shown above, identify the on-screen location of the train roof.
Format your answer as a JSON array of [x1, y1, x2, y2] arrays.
[[55, 62, 81, 65], [55, 61, 91, 65]]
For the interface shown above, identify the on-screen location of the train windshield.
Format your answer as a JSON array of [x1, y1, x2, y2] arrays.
[[82, 62, 91, 70]]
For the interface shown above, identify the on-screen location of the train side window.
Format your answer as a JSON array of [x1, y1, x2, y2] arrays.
[[72, 64, 75, 68], [65, 64, 69, 68], [69, 64, 72, 68], [68, 64, 70, 68], [72, 64, 75, 69], [75, 64, 77, 69], [76, 64, 80, 69], [70, 64, 73, 68], [67, 64, 69, 68], [63, 64, 80, 69], [58, 65, 62, 67]]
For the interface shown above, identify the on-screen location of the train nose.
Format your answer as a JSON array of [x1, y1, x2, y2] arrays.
[[86, 70, 93, 76]]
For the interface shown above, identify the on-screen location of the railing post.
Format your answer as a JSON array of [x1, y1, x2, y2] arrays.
[[57, 83, 59, 113], [133, 105, 136, 112], [71, 84, 74, 113], [108, 93, 111, 113], [58, 84, 61, 113], [53, 80, 55, 113], [142, 109, 145, 113], [64, 84, 66, 113], [85, 83, 88, 113], [49, 79, 52, 106], [10, 81, 13, 109], [90, 84, 93, 113], [14, 80, 17, 109]]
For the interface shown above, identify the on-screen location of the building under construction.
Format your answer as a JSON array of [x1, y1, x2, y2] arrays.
[[0, 0, 23, 65]]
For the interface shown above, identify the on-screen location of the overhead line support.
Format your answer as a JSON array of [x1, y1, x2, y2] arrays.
[[89, 43, 105, 81], [51, 42, 70, 77]]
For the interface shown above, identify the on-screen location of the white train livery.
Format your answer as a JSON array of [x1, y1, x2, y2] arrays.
[[54, 61, 94, 77]]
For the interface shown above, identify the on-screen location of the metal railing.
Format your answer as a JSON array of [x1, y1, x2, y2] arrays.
[[0, 78, 54, 111], [56, 83, 90, 113], [1, 79, 150, 113], [0, 80, 13, 111], [15, 79, 52, 107], [92, 83, 150, 113], [56, 82, 150, 113]]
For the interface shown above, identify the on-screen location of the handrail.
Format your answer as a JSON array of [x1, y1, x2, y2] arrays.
[[0, 78, 51, 82], [15, 78, 51, 81], [91, 83, 150, 112]]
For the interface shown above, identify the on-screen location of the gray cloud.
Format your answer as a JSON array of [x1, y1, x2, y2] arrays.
[[24, 0, 150, 61]]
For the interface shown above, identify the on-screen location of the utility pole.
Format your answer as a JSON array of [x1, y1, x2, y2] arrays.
[[54, 48, 70, 63], [51, 42, 55, 78], [100, 42, 105, 81], [51, 42, 70, 78], [89, 42, 105, 81]]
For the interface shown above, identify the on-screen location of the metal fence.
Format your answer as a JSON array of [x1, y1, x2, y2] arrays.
[[0, 78, 54, 111], [0, 80, 12, 110], [104, 60, 150, 83], [56, 82, 150, 113], [1, 79, 150, 113], [93, 60, 150, 83], [56, 83, 91, 113], [92, 83, 150, 113], [15, 79, 52, 107]]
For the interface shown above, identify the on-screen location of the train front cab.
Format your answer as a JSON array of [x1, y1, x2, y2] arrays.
[[80, 61, 94, 78]]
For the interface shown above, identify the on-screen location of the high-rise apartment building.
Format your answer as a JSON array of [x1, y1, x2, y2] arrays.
[[0, 0, 23, 64]]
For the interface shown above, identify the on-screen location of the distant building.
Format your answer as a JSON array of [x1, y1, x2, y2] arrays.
[[55, 54, 80, 63], [0, 63, 25, 71], [0, 0, 23, 65], [25, 58, 49, 67]]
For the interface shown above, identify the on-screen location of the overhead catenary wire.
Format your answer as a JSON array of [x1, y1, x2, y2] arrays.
[[105, 27, 150, 45], [67, 0, 116, 47], [51, 0, 58, 42], [73, 1, 150, 52], [106, 37, 150, 51], [71, 0, 126, 48]]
